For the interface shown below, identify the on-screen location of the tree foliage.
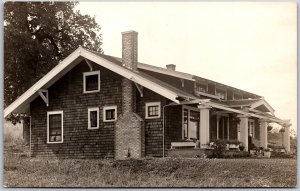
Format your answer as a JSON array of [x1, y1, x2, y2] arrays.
[[4, 2, 103, 111]]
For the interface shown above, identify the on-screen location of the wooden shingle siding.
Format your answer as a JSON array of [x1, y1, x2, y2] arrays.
[[30, 61, 122, 158]]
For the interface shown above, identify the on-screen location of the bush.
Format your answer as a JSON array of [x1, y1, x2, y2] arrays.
[[210, 140, 226, 158], [271, 151, 293, 158]]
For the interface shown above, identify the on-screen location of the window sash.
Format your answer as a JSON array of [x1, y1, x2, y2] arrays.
[[103, 106, 117, 122], [88, 108, 99, 129], [148, 106, 159, 117], [83, 71, 100, 93], [106, 109, 115, 120], [47, 111, 63, 143]]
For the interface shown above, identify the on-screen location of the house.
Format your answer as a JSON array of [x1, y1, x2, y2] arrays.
[[4, 31, 292, 159]]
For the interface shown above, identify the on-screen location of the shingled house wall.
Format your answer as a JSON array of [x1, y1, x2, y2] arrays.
[[30, 59, 175, 158], [30, 61, 122, 158]]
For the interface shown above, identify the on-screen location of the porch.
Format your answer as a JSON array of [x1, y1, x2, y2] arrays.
[[163, 99, 291, 156]]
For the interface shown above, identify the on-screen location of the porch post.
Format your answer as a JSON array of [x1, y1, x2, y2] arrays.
[[283, 123, 291, 153], [217, 115, 220, 139], [198, 104, 211, 148], [238, 115, 249, 151], [259, 119, 268, 149]]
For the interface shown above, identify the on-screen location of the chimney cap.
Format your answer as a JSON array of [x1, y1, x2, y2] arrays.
[[166, 64, 176, 71], [122, 30, 138, 35]]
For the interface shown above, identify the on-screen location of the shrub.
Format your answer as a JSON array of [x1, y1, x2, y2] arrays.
[[210, 139, 226, 158]]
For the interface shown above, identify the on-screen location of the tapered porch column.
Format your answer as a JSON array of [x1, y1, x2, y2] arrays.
[[238, 115, 249, 151], [198, 105, 211, 148], [259, 119, 268, 149], [283, 123, 291, 153]]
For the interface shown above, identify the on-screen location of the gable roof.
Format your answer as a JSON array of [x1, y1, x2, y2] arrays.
[[88, 50, 261, 99], [223, 98, 275, 115], [4, 47, 197, 117]]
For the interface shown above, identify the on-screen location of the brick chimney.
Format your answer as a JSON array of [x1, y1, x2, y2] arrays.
[[166, 64, 176, 71], [122, 31, 138, 71], [115, 31, 145, 160]]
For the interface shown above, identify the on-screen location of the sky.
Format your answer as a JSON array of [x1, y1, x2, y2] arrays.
[[76, 1, 297, 132]]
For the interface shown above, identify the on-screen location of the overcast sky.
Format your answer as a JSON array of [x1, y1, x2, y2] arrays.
[[77, 2, 297, 132]]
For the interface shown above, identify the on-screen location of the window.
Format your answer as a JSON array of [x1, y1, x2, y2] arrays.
[[248, 119, 255, 138], [183, 109, 189, 139], [233, 93, 243, 100], [83, 71, 100, 93], [47, 111, 63, 143], [88, 108, 99, 129], [189, 110, 200, 139], [103, 106, 117, 122], [215, 88, 227, 100], [182, 106, 200, 140], [195, 83, 208, 93], [145, 102, 161, 119]]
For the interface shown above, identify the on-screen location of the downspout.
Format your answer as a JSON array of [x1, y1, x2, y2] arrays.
[[29, 116, 31, 158]]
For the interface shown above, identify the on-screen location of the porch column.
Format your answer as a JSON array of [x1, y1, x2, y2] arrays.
[[259, 119, 268, 149], [238, 115, 249, 151], [283, 123, 291, 153], [216, 115, 220, 139], [198, 105, 211, 148]]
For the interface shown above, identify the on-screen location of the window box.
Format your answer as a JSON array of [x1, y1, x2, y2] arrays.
[[88, 108, 99, 129], [83, 71, 100, 93], [103, 106, 117, 122], [145, 102, 161, 119], [47, 111, 63, 144]]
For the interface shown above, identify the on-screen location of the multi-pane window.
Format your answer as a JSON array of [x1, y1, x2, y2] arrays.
[[189, 110, 200, 139], [233, 93, 243, 100], [88, 108, 99, 129], [182, 107, 200, 140], [103, 106, 117, 122], [195, 83, 208, 93], [47, 111, 63, 143], [215, 88, 227, 100], [83, 71, 100, 93], [145, 102, 161, 119], [248, 119, 255, 138], [183, 109, 189, 139], [148, 106, 159, 117]]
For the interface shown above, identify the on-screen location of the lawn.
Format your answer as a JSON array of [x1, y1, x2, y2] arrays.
[[4, 146, 297, 187]]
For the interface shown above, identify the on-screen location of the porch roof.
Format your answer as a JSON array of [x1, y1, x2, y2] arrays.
[[179, 99, 289, 125]]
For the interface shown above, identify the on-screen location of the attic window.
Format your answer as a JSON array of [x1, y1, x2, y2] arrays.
[[195, 83, 208, 93], [215, 88, 227, 100], [233, 93, 243, 100], [83, 71, 100, 93]]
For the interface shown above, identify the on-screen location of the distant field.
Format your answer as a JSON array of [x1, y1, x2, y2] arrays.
[[4, 144, 297, 187]]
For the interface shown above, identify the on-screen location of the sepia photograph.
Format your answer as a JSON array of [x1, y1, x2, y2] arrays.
[[3, 1, 297, 188]]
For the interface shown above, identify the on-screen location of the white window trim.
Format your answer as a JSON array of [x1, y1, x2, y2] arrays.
[[47, 111, 63, 144], [145, 102, 161, 119], [83, 70, 100, 93], [103, 106, 117, 122], [88, 107, 99, 129]]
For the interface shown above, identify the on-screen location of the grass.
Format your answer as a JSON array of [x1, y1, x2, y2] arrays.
[[3, 143, 297, 188]]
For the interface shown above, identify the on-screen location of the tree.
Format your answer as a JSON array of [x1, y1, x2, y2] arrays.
[[4, 2, 103, 115]]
